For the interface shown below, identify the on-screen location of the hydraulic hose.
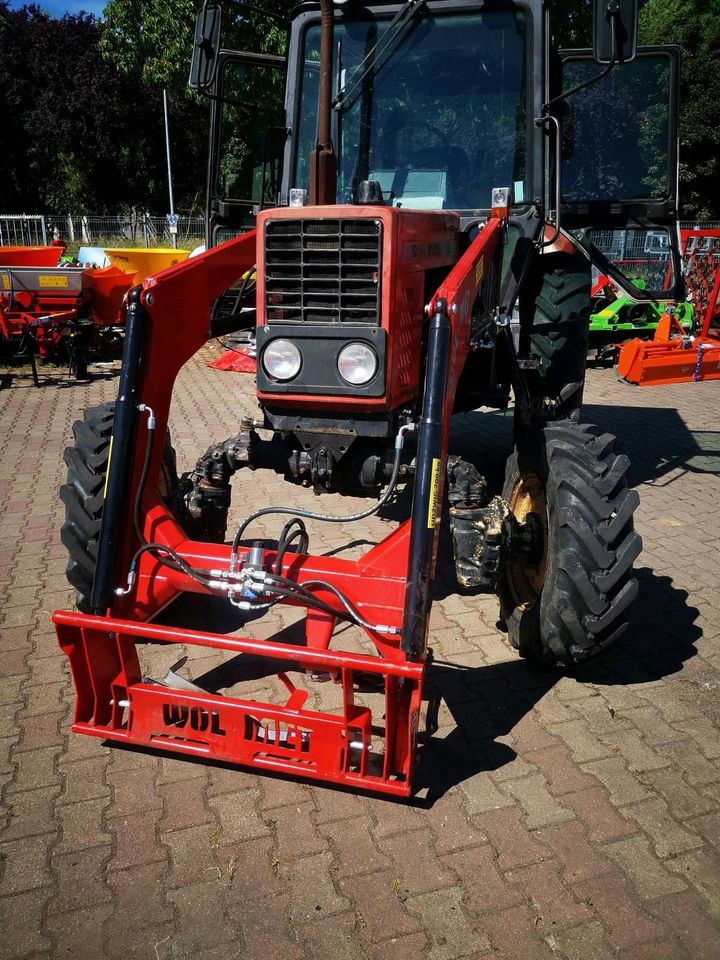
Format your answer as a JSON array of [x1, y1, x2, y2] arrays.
[[230, 422, 415, 573]]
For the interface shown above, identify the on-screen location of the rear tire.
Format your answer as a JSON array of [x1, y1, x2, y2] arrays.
[[498, 421, 641, 665], [60, 401, 177, 613]]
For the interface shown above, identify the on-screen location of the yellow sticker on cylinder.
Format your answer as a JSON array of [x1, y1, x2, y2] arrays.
[[427, 457, 441, 528], [103, 436, 114, 499]]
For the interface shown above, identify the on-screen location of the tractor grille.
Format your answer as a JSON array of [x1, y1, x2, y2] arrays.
[[264, 218, 382, 325]]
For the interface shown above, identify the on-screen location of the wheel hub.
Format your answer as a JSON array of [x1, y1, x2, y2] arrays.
[[505, 471, 548, 607]]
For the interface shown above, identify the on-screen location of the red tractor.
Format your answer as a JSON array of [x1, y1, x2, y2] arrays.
[[54, 0, 682, 796]]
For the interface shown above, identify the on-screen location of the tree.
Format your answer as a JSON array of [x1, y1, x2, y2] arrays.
[[0, 2, 163, 212], [639, 0, 720, 219]]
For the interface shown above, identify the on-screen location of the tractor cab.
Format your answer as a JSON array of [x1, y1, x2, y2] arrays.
[[196, 0, 681, 304]]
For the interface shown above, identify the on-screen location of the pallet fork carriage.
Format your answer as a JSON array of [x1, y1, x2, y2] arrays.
[[55, 0, 680, 795]]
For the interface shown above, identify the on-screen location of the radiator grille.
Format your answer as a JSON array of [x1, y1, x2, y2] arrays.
[[264, 218, 382, 325]]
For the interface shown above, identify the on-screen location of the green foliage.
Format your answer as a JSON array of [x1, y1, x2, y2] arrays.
[[639, 0, 720, 219], [100, 0, 198, 90]]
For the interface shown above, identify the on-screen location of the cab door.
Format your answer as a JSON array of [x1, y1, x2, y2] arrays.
[[205, 50, 287, 248], [557, 45, 682, 301]]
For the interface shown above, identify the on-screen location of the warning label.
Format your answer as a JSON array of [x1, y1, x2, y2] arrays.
[[427, 457, 441, 528], [39, 274, 69, 288]]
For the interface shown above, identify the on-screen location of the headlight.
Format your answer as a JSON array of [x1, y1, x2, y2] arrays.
[[337, 342, 378, 386], [262, 339, 302, 381]]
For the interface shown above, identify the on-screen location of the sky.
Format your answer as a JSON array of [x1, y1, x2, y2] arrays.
[[8, 0, 107, 17]]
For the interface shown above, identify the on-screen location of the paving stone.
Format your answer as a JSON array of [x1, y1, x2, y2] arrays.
[[379, 829, 457, 896], [405, 886, 488, 959], [209, 788, 269, 844], [6, 744, 62, 794], [573, 873, 668, 949], [166, 878, 237, 953], [604, 835, 687, 900], [549, 720, 611, 764], [506, 860, 592, 929], [226, 835, 288, 901], [49, 845, 113, 913], [0, 888, 52, 957], [312, 785, 368, 824], [105, 862, 174, 935], [444, 844, 524, 913], [654, 891, 720, 960], [501, 775, 574, 829], [479, 903, 554, 960], [340, 869, 421, 943], [622, 706, 687, 745], [583, 757, 653, 806], [525, 744, 596, 797], [108, 810, 168, 873], [639, 767, 717, 820], [658, 741, 720, 786], [688, 811, 720, 851], [162, 822, 227, 887], [475, 805, 548, 872], [665, 847, 720, 921], [270, 799, 328, 861], [560, 786, 638, 844], [45, 903, 114, 960], [622, 797, 703, 859], [458, 774, 514, 816], [233, 892, 309, 960], [600, 731, 672, 774], [536, 819, 613, 883], [545, 919, 616, 960], [159, 774, 215, 832], [618, 940, 689, 960], [57, 755, 111, 806], [422, 790, 488, 855], [55, 796, 111, 853], [0, 834, 54, 894], [674, 716, 720, 760], [1, 786, 60, 840], [323, 815, 392, 878], [282, 851, 350, 924], [107, 766, 162, 819], [366, 932, 434, 960]]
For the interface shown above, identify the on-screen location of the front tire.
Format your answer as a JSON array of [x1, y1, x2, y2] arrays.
[[498, 421, 641, 665], [60, 401, 178, 612]]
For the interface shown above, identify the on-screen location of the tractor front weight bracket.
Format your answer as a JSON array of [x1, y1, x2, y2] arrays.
[[53, 217, 504, 797]]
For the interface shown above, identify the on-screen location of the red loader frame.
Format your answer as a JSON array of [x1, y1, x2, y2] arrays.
[[53, 217, 503, 797]]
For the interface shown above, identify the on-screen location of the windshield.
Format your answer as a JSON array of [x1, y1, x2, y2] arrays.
[[294, 10, 528, 211]]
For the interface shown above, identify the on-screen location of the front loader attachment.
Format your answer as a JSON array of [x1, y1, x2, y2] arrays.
[[53, 216, 504, 797], [54, 611, 424, 796]]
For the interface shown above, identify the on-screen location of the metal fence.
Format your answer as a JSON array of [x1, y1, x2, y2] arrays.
[[0, 213, 205, 250], [0, 214, 48, 246], [2, 213, 719, 253]]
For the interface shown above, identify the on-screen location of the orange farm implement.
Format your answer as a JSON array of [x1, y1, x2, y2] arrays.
[[616, 229, 720, 386]]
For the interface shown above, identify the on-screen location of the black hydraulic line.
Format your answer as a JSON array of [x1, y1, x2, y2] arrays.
[[400, 298, 451, 660], [91, 287, 146, 614]]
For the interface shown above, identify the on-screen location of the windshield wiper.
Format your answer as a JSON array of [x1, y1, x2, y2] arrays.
[[331, 0, 424, 113]]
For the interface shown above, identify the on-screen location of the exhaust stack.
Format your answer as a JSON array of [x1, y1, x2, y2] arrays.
[[309, 0, 338, 205]]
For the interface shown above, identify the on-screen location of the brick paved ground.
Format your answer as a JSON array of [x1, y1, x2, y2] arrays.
[[1, 351, 719, 959]]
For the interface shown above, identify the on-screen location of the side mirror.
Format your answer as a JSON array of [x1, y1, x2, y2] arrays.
[[593, 0, 638, 65], [189, 4, 222, 90]]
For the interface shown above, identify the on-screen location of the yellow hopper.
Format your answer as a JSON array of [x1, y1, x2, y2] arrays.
[[103, 248, 190, 285]]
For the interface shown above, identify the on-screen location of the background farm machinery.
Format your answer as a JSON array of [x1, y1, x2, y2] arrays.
[[0, 245, 189, 382], [616, 229, 720, 385]]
